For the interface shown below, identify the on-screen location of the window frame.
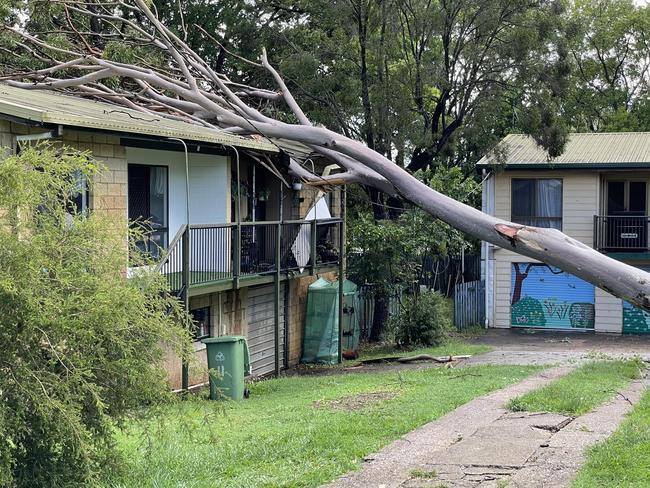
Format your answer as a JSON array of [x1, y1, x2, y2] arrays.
[[511, 177, 563, 230], [190, 306, 211, 341], [127, 163, 169, 257]]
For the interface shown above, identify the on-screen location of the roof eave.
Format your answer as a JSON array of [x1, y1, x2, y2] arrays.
[[477, 162, 650, 170]]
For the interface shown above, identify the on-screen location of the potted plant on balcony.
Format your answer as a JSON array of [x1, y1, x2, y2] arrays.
[[257, 188, 270, 202]]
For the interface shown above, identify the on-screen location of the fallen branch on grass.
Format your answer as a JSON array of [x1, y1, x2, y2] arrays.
[[360, 354, 472, 365], [448, 373, 483, 380]]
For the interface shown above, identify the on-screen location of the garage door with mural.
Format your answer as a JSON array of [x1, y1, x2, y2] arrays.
[[511, 263, 595, 329], [623, 266, 650, 334], [248, 284, 286, 376]]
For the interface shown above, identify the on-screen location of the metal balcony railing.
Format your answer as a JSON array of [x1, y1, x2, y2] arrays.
[[156, 218, 343, 293], [594, 215, 650, 252]]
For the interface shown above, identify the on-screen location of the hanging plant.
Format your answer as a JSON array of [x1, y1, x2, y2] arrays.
[[231, 180, 250, 199]]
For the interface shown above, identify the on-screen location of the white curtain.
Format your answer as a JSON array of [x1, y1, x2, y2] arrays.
[[536, 179, 562, 229], [151, 166, 166, 197]]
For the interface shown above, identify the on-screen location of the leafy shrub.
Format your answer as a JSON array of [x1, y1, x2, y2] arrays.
[[391, 290, 452, 348], [0, 145, 193, 487]]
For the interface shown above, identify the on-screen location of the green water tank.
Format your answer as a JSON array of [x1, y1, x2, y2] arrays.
[[202, 336, 251, 400], [301, 278, 360, 364]]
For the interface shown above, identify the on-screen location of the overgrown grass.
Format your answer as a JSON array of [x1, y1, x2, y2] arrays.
[[506, 359, 642, 417], [107, 364, 539, 488], [357, 339, 492, 362], [572, 388, 650, 487]]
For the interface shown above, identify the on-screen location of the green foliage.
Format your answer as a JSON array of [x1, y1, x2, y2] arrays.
[[506, 359, 642, 416], [0, 145, 193, 487], [391, 291, 452, 348], [348, 166, 480, 291]]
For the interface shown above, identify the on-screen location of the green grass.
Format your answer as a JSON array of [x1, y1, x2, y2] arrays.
[[572, 388, 650, 487], [357, 339, 492, 362], [410, 468, 438, 479], [506, 359, 642, 417], [107, 364, 539, 488]]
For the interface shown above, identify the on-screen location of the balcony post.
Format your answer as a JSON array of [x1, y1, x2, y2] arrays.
[[310, 219, 317, 275], [593, 215, 598, 251], [181, 224, 190, 394], [274, 222, 281, 377], [233, 224, 241, 289], [338, 187, 346, 364]]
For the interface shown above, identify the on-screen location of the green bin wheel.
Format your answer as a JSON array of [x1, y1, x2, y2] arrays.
[[244, 387, 250, 399]]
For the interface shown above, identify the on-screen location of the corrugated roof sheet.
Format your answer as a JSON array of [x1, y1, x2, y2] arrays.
[[477, 132, 650, 168], [0, 83, 278, 152]]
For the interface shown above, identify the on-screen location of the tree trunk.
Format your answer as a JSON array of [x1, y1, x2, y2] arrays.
[[370, 292, 388, 342]]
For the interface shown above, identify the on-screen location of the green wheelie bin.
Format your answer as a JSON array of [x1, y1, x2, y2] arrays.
[[202, 336, 251, 400]]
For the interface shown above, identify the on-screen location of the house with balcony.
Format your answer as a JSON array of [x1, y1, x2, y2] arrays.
[[479, 132, 650, 334], [0, 84, 344, 388]]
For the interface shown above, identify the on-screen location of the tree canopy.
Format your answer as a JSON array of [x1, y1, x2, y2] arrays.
[[0, 144, 192, 487], [2, 0, 650, 312]]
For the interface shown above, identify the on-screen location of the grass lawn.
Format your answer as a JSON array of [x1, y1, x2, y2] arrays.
[[572, 388, 650, 487], [107, 363, 538, 488], [506, 359, 642, 417]]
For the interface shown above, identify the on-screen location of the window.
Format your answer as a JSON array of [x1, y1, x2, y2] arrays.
[[68, 170, 89, 214], [128, 164, 168, 258], [511, 178, 562, 230], [191, 307, 211, 340]]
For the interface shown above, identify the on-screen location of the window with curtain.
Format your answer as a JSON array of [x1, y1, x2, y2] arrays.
[[511, 178, 562, 229]]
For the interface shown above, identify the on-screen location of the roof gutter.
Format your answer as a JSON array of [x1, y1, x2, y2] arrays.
[[15, 125, 62, 143]]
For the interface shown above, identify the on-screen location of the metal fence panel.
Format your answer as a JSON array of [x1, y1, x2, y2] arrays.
[[454, 280, 485, 331]]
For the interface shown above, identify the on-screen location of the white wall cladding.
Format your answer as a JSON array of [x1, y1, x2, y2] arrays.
[[125, 146, 229, 238]]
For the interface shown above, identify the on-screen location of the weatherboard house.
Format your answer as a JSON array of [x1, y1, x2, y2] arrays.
[[479, 132, 650, 334], [0, 84, 344, 389]]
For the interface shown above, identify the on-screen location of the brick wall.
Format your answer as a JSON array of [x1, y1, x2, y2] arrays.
[[0, 123, 128, 217], [61, 130, 127, 217]]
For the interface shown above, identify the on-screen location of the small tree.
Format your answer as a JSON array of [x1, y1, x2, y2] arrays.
[[0, 145, 193, 487]]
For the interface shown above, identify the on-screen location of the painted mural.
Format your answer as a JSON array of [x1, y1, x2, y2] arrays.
[[510, 263, 595, 329], [623, 266, 650, 334], [623, 302, 650, 334]]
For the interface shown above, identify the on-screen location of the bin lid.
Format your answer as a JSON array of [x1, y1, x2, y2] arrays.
[[202, 335, 247, 344]]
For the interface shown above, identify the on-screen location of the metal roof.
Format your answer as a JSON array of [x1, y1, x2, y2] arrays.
[[477, 132, 650, 168], [0, 83, 278, 152]]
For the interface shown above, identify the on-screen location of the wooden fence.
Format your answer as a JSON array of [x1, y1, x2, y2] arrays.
[[454, 280, 485, 331]]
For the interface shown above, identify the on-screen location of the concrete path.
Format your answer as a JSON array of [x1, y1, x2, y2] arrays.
[[323, 366, 649, 488], [462, 329, 650, 367]]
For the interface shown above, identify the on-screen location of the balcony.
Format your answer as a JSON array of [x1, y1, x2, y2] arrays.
[[594, 215, 650, 253], [157, 218, 343, 295]]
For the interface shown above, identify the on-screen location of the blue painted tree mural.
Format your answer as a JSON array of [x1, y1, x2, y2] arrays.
[[511, 263, 595, 329]]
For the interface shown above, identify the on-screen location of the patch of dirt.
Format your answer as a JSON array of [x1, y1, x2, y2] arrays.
[[313, 391, 398, 411]]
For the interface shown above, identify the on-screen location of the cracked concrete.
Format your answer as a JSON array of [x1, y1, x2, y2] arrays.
[[322, 365, 649, 488]]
